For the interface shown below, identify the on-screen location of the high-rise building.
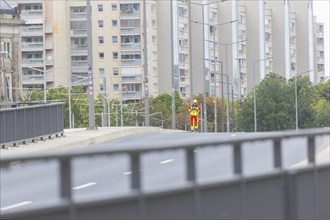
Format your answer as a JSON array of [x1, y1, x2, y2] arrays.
[[0, 0, 24, 102], [5, 0, 325, 102]]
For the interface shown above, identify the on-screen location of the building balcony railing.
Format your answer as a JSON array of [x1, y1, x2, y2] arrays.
[[21, 43, 44, 50], [70, 13, 87, 20], [121, 59, 141, 66], [70, 30, 87, 37], [45, 59, 54, 66], [120, 43, 141, 50], [22, 75, 43, 84], [22, 59, 44, 66], [20, 10, 43, 17], [122, 75, 142, 83], [70, 47, 88, 55], [122, 91, 141, 99], [317, 58, 324, 64], [120, 27, 141, 34], [71, 62, 88, 73], [21, 27, 43, 34], [45, 26, 53, 34], [120, 11, 140, 17], [45, 42, 53, 50]]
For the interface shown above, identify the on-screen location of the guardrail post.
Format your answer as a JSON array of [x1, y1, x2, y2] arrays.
[[273, 139, 282, 168], [186, 148, 196, 182], [307, 136, 315, 164], [233, 143, 242, 175], [130, 153, 141, 191], [60, 158, 72, 201]]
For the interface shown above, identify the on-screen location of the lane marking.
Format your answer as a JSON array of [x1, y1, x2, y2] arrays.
[[123, 171, 132, 175], [72, 182, 97, 190], [231, 134, 237, 137], [0, 201, 32, 211], [160, 159, 174, 164]]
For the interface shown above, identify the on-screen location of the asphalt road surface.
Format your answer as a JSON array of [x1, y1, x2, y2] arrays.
[[1, 132, 328, 212]]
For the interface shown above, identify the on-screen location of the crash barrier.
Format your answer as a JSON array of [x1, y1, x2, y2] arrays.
[[0, 103, 64, 148], [1, 128, 329, 219]]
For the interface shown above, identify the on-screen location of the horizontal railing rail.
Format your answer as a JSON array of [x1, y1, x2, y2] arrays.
[[1, 128, 329, 219]]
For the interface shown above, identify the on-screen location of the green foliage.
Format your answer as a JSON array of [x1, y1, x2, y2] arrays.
[[236, 73, 325, 132]]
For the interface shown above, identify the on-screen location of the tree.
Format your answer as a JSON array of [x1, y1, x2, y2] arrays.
[[313, 80, 330, 127]]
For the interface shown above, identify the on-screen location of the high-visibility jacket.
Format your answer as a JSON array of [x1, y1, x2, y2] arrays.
[[189, 104, 200, 116]]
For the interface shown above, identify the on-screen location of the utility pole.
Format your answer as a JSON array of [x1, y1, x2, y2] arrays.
[[171, 0, 176, 129], [143, 0, 149, 126], [87, 0, 95, 129]]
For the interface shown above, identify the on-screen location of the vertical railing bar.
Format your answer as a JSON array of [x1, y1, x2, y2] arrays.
[[233, 143, 242, 175], [130, 153, 141, 191], [186, 147, 196, 182], [273, 138, 282, 169], [60, 157, 72, 201], [307, 136, 315, 164]]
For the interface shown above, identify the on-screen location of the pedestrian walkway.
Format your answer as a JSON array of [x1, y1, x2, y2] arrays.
[[0, 127, 185, 158]]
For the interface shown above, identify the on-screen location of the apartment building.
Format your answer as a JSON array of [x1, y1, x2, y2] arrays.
[[315, 21, 325, 82], [0, 0, 24, 101], [7, 0, 157, 102]]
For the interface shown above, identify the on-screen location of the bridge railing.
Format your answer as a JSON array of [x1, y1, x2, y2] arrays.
[[0, 103, 64, 148], [1, 128, 329, 219]]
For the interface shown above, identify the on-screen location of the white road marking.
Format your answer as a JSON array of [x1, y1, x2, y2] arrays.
[[123, 171, 132, 175], [160, 159, 174, 164], [72, 182, 97, 190], [0, 201, 32, 211], [231, 134, 237, 137], [194, 150, 198, 153]]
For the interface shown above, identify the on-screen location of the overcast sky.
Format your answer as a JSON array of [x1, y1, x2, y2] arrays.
[[314, 0, 329, 76]]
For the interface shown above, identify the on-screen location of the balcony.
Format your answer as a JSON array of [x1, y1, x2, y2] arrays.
[[22, 59, 44, 66], [45, 26, 53, 34], [71, 62, 88, 73], [120, 27, 141, 34], [121, 59, 141, 66], [120, 43, 141, 50], [20, 10, 43, 18], [45, 42, 53, 50], [70, 30, 87, 37], [70, 46, 88, 55], [122, 91, 141, 99], [120, 11, 140, 18], [70, 13, 87, 20], [21, 27, 43, 35], [122, 75, 142, 83], [21, 42, 43, 51], [21, 75, 44, 85], [45, 59, 54, 66]]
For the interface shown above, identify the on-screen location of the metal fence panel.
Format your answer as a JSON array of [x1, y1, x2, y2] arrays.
[[200, 183, 241, 219], [0, 103, 64, 146]]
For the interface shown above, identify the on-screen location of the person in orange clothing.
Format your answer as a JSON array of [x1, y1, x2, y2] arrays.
[[188, 99, 200, 132]]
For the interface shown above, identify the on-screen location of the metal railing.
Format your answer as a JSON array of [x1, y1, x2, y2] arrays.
[[0, 103, 65, 147], [0, 128, 329, 219]]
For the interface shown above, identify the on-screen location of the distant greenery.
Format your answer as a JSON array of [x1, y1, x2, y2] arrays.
[[22, 75, 329, 131], [236, 73, 330, 131]]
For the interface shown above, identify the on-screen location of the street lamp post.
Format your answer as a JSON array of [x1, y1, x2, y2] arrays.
[[219, 39, 247, 132], [253, 56, 273, 132]]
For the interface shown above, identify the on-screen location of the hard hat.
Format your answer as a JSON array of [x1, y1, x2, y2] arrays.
[[193, 99, 197, 104]]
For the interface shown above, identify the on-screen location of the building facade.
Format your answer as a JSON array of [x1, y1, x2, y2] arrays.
[[0, 0, 24, 101], [5, 0, 326, 103]]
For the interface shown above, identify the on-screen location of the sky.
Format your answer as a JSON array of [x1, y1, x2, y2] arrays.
[[313, 0, 329, 77]]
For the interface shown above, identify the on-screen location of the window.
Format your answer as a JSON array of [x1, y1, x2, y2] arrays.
[[113, 52, 118, 60], [151, 4, 156, 13], [290, 21, 295, 30], [99, 68, 105, 76], [98, 20, 104, 28], [98, 36, 104, 44], [113, 68, 119, 76], [3, 42, 10, 57], [178, 7, 187, 16], [152, 20, 156, 28], [112, 36, 118, 44], [99, 52, 104, 60], [114, 84, 119, 92], [152, 36, 156, 44], [98, 4, 103, 12], [112, 4, 117, 12], [99, 84, 105, 92], [112, 20, 117, 28], [291, 62, 296, 71]]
